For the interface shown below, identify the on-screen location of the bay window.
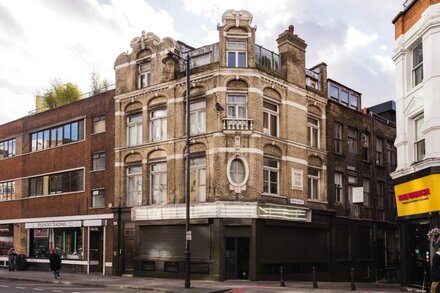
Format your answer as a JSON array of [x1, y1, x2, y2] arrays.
[[412, 42, 423, 87]]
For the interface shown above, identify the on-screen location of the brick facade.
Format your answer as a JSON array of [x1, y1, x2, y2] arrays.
[[0, 90, 115, 274]]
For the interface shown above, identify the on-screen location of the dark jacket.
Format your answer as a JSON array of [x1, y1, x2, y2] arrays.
[[49, 253, 61, 271], [432, 252, 440, 282]]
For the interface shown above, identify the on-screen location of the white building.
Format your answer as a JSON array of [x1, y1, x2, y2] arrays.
[[392, 0, 440, 288]]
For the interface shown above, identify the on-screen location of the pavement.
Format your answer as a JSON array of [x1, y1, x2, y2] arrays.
[[0, 268, 406, 292]]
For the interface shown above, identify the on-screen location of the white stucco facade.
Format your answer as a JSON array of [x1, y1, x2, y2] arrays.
[[392, 3, 440, 179]]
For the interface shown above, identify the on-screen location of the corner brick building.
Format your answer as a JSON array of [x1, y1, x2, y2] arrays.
[[0, 90, 115, 274], [0, 8, 400, 282], [111, 9, 397, 282], [112, 10, 329, 281]]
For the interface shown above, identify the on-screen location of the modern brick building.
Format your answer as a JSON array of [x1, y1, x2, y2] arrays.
[[326, 79, 398, 281], [0, 90, 115, 274], [392, 0, 440, 288]]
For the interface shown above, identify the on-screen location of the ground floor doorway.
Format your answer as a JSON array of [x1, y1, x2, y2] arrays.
[[89, 227, 103, 273], [225, 237, 250, 279], [406, 221, 430, 288]]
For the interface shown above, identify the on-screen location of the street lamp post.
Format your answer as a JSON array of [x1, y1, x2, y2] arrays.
[[166, 51, 192, 289]]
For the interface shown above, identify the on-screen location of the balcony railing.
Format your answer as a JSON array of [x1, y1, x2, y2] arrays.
[[223, 118, 253, 131], [177, 43, 220, 72], [255, 44, 281, 73]]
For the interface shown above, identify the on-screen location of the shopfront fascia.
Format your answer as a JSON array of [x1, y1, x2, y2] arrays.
[[0, 214, 113, 275], [393, 168, 440, 288], [131, 201, 311, 222], [394, 173, 440, 218]]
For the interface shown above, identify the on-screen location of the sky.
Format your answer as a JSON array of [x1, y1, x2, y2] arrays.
[[0, 0, 404, 124]]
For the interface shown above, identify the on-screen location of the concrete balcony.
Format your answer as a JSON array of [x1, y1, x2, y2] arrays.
[[222, 118, 253, 132]]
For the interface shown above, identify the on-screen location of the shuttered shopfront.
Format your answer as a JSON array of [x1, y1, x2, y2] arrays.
[[137, 224, 211, 275]]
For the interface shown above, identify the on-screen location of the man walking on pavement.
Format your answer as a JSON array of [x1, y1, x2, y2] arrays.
[[49, 248, 61, 279]]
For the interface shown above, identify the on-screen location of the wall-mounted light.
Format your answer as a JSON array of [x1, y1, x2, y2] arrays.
[[215, 102, 224, 112]]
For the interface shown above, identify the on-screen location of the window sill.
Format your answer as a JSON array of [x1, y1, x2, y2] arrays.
[[262, 193, 286, 199], [91, 131, 106, 136], [89, 206, 106, 210], [307, 199, 328, 204], [26, 191, 84, 199], [91, 169, 106, 173]]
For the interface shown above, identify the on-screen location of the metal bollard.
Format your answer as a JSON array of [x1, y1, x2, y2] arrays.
[[312, 266, 318, 288], [280, 265, 286, 287], [350, 267, 356, 291]]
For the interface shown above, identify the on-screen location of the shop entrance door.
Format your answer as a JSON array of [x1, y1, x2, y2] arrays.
[[407, 222, 430, 287], [89, 227, 103, 272], [225, 237, 249, 279], [124, 237, 134, 274]]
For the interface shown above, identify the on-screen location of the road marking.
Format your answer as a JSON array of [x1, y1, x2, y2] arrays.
[[52, 290, 63, 292], [33, 289, 44, 291], [0, 285, 8, 287]]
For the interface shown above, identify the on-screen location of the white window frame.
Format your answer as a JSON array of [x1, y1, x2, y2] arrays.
[[334, 172, 343, 203], [138, 62, 151, 89], [91, 189, 105, 208], [127, 113, 142, 146], [92, 114, 106, 134], [414, 113, 425, 162], [347, 175, 357, 204], [150, 162, 167, 205], [227, 40, 247, 68], [227, 95, 247, 119], [412, 42, 423, 87], [263, 99, 279, 137], [226, 156, 249, 188], [307, 116, 320, 148], [348, 127, 358, 154], [190, 156, 206, 202], [126, 165, 142, 207], [307, 167, 320, 200], [263, 156, 280, 196], [334, 122, 343, 154], [92, 152, 106, 171], [150, 108, 167, 142], [190, 100, 206, 135]]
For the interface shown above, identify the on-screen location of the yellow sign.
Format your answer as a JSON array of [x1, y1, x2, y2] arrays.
[[394, 174, 440, 217]]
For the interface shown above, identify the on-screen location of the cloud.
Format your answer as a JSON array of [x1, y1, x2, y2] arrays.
[[0, 0, 404, 124], [0, 0, 179, 124], [345, 26, 378, 51]]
